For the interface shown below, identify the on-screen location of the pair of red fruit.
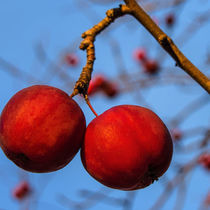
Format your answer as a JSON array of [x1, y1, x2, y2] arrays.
[[0, 85, 173, 190]]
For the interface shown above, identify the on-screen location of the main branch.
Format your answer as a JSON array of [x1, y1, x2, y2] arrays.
[[124, 0, 210, 93]]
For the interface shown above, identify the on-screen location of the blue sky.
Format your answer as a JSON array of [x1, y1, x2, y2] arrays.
[[0, 0, 209, 210]]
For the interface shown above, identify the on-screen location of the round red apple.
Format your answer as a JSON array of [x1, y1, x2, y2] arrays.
[[81, 105, 173, 190], [0, 85, 86, 173]]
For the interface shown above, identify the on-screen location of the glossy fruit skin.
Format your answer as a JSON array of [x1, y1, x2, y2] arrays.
[[0, 85, 86, 173], [81, 105, 173, 190]]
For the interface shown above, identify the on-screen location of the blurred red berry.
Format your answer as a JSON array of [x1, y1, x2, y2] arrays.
[[12, 181, 31, 200], [133, 48, 147, 62], [88, 75, 106, 96], [165, 14, 175, 27], [88, 75, 119, 98], [143, 59, 159, 74], [171, 128, 183, 141], [103, 82, 119, 98], [198, 153, 210, 171], [64, 53, 79, 66]]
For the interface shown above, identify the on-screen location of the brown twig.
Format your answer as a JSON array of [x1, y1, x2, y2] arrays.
[[70, 5, 132, 98]]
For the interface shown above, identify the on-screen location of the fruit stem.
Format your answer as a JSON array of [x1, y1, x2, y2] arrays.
[[84, 95, 98, 117]]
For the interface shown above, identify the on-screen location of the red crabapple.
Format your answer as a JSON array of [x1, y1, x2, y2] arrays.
[[81, 105, 173, 190], [133, 48, 147, 62], [171, 128, 183, 141], [12, 181, 31, 200], [64, 53, 79, 66], [143, 59, 159, 75], [88, 75, 119, 98], [0, 85, 86, 173], [102, 82, 119, 98], [165, 14, 175, 27], [88, 75, 106, 96], [198, 153, 210, 171]]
